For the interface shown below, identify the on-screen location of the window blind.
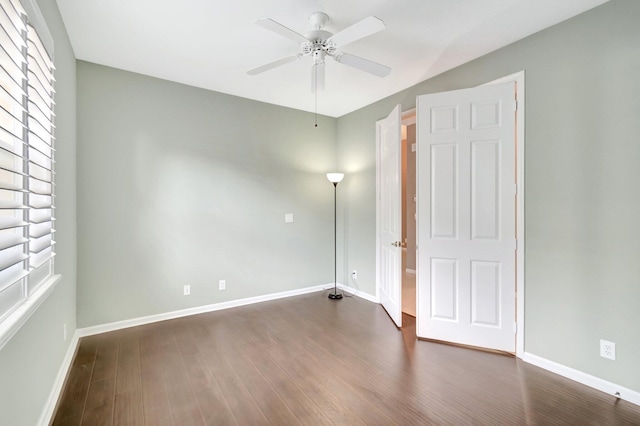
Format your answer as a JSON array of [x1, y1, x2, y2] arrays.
[[0, 0, 55, 322]]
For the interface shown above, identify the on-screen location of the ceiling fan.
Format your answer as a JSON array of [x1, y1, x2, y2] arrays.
[[247, 12, 391, 92]]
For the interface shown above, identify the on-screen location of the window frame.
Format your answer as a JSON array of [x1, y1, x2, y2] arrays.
[[0, 0, 59, 351]]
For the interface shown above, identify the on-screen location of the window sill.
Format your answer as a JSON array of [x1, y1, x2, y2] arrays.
[[0, 274, 62, 351]]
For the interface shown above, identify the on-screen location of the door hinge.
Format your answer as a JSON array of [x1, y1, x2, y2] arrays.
[[513, 322, 517, 334], [514, 100, 518, 112], [514, 239, 518, 250], [513, 184, 518, 196]]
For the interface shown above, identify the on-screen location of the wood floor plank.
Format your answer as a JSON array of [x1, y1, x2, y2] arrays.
[[139, 368, 173, 426], [52, 292, 640, 425], [51, 363, 94, 426], [73, 335, 100, 367], [366, 364, 484, 424], [160, 329, 205, 425], [139, 327, 174, 426], [84, 378, 115, 412], [199, 345, 269, 425], [91, 332, 119, 383], [81, 401, 114, 426], [114, 329, 141, 394], [173, 321, 237, 426], [297, 333, 382, 383], [225, 346, 302, 425], [241, 344, 334, 425], [113, 387, 144, 426], [266, 343, 366, 425], [291, 351, 398, 425]]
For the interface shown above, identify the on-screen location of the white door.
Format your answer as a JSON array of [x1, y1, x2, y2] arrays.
[[416, 82, 516, 352], [377, 104, 402, 327]]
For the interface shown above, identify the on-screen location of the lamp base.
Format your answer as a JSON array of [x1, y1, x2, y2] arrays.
[[328, 292, 343, 300]]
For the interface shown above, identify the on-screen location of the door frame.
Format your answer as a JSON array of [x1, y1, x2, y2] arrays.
[[375, 71, 525, 357], [486, 71, 525, 357]]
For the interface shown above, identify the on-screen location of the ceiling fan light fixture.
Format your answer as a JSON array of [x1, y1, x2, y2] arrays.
[[312, 49, 325, 65]]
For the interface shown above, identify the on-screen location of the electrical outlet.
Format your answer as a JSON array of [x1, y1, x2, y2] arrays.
[[219, 280, 226, 291], [183, 285, 190, 296], [600, 339, 616, 360], [352, 270, 358, 280]]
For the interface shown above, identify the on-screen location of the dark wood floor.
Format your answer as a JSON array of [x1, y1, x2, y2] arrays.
[[52, 291, 640, 425]]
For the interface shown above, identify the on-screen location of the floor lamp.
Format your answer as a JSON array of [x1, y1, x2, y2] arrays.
[[326, 173, 344, 299]]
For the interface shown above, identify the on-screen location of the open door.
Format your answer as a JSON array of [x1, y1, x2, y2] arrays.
[[377, 104, 402, 327], [416, 82, 516, 352]]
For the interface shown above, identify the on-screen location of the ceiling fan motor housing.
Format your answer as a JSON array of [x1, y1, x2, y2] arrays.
[[303, 30, 336, 65]]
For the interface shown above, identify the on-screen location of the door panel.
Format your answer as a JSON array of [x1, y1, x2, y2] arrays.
[[377, 104, 402, 328], [431, 143, 458, 239], [431, 258, 457, 320], [471, 260, 500, 326], [417, 82, 516, 352], [471, 140, 500, 240]]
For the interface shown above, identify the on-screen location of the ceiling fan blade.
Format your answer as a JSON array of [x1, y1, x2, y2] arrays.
[[255, 18, 309, 43], [311, 63, 325, 93], [334, 52, 391, 77], [327, 16, 385, 47], [247, 54, 301, 75]]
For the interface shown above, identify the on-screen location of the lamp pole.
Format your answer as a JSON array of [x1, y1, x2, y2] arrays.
[[326, 173, 344, 299]]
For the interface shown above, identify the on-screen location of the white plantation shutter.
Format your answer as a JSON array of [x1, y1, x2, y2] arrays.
[[0, 0, 55, 323]]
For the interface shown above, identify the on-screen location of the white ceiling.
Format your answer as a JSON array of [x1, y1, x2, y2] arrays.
[[56, 0, 608, 117]]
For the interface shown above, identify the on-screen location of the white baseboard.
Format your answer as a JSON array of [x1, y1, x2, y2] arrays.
[[38, 330, 81, 426], [339, 284, 379, 303], [523, 352, 640, 407], [78, 284, 333, 337], [74, 282, 379, 338]]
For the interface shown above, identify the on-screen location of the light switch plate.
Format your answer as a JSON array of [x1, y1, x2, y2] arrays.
[[285, 213, 294, 223]]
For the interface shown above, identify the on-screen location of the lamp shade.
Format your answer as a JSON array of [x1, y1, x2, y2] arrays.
[[326, 173, 344, 184]]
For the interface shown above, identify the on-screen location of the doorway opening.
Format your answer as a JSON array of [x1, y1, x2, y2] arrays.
[[401, 111, 417, 318]]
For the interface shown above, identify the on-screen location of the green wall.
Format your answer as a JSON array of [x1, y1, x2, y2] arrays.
[[76, 62, 339, 327], [0, 0, 77, 424], [337, 0, 640, 393]]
